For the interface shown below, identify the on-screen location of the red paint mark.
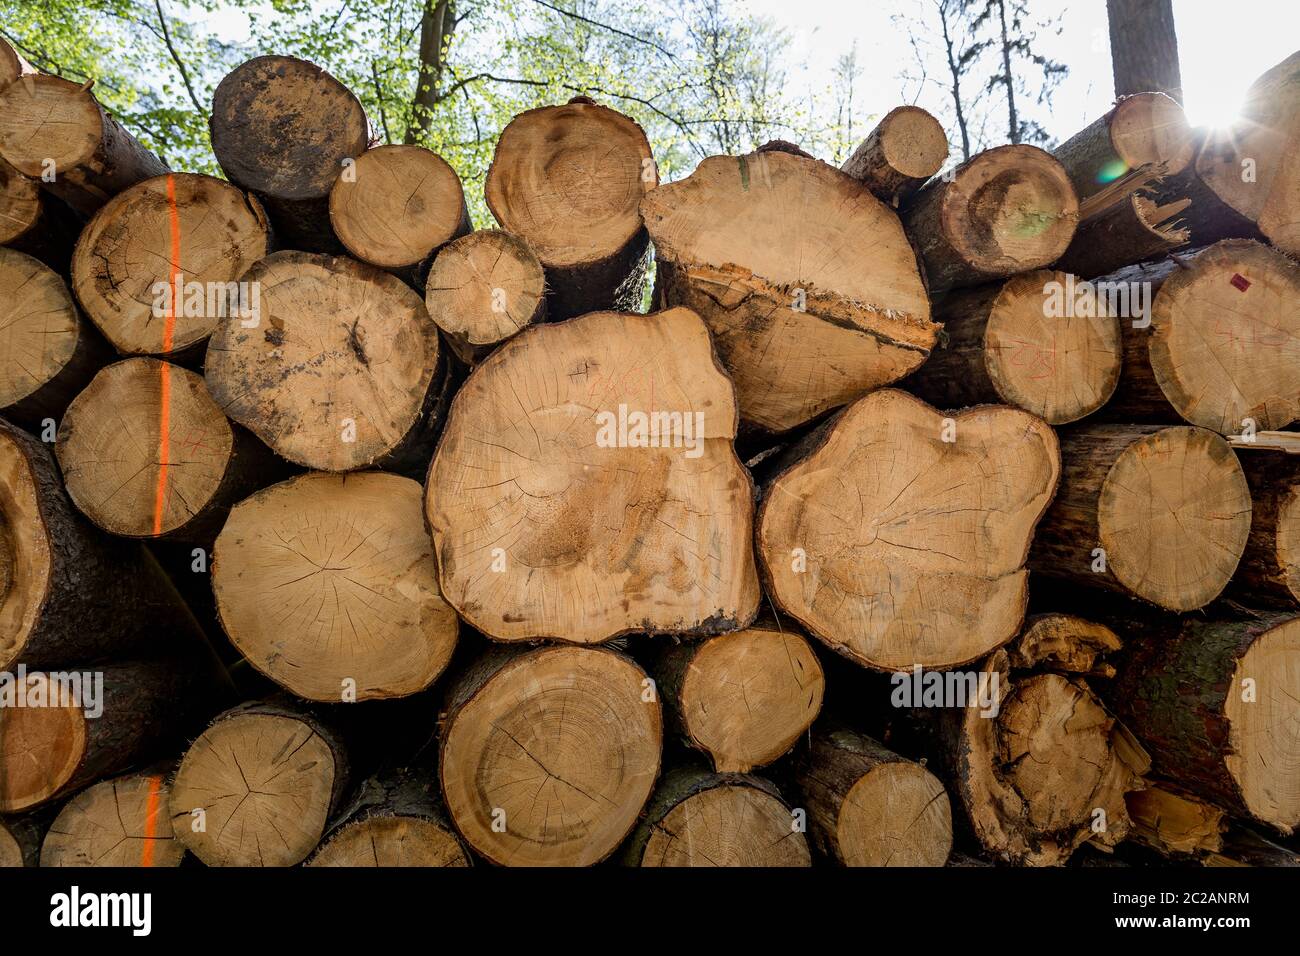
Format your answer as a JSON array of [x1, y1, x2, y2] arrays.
[[1230, 273, 1251, 292], [140, 775, 163, 867], [151, 174, 181, 536]]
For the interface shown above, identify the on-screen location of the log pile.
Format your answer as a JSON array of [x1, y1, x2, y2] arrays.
[[2, 45, 1300, 871]]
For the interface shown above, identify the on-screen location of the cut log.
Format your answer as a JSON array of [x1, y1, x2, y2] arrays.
[[757, 389, 1059, 670], [1054, 189, 1189, 278], [329, 144, 469, 276], [1101, 609, 1300, 833], [0, 248, 112, 431], [439, 645, 661, 866], [651, 622, 824, 773], [169, 700, 349, 867], [308, 770, 469, 867], [1009, 612, 1123, 676], [0, 75, 167, 217], [213, 471, 459, 702], [841, 105, 948, 207], [1231, 450, 1300, 607], [620, 765, 811, 867], [485, 98, 653, 318], [424, 229, 546, 364], [0, 157, 80, 271], [0, 658, 205, 812], [1125, 785, 1225, 857], [56, 358, 283, 540], [1052, 92, 1193, 203], [0, 37, 34, 88], [902, 270, 1121, 424], [40, 769, 184, 867], [210, 55, 369, 252], [795, 724, 952, 866], [901, 145, 1078, 293], [205, 251, 448, 474], [643, 146, 936, 433], [70, 172, 270, 358], [0, 419, 208, 671], [426, 306, 760, 643]]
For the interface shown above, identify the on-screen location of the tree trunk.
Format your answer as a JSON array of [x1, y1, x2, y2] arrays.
[[204, 251, 450, 475], [644, 145, 935, 433], [406, 0, 456, 147], [901, 270, 1122, 424], [757, 388, 1059, 671], [425, 306, 761, 644], [1029, 424, 1251, 611], [0, 158, 81, 272], [840, 105, 948, 207], [487, 99, 654, 319], [1230, 450, 1300, 607], [0, 75, 168, 217], [438, 644, 661, 866], [900, 145, 1078, 293], [210, 55, 369, 252], [1105, 0, 1183, 102], [40, 768, 185, 867]]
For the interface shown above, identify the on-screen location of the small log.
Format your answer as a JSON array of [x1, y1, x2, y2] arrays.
[[0, 74, 167, 216], [0, 37, 34, 88], [1054, 190, 1190, 278], [0, 157, 80, 271], [1231, 450, 1300, 606], [40, 769, 185, 867], [424, 229, 546, 363], [841, 105, 948, 207], [486, 98, 654, 319], [439, 645, 661, 866], [901, 145, 1078, 293]]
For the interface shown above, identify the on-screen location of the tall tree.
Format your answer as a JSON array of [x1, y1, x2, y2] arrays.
[[1106, 0, 1182, 103]]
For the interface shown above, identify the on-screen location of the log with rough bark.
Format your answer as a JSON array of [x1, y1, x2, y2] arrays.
[[212, 471, 459, 702], [169, 700, 349, 867], [620, 765, 811, 867], [426, 306, 760, 643], [0, 248, 112, 430], [757, 389, 1059, 671], [0, 75, 167, 217], [40, 769, 184, 867], [307, 770, 469, 867], [1054, 189, 1189, 278], [902, 270, 1122, 424], [1030, 425, 1251, 611], [485, 98, 654, 319], [0, 658, 206, 813], [841, 105, 948, 207], [205, 251, 449, 473], [424, 229, 546, 364], [329, 144, 470, 277], [70, 172, 270, 358], [1231, 450, 1300, 607], [211, 55, 369, 251], [56, 358, 284, 540], [1103, 241, 1300, 435], [0, 418, 209, 671], [900, 145, 1078, 293], [439, 645, 661, 867], [795, 724, 952, 866], [652, 622, 823, 773], [643, 145, 936, 433], [1101, 609, 1300, 833], [0, 158, 80, 271]]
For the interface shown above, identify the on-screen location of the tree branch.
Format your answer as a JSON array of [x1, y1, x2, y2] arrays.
[[153, 0, 207, 116], [529, 0, 676, 60]]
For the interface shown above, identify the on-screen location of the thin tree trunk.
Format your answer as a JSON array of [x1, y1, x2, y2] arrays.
[[996, 0, 1019, 144], [938, 1, 971, 161], [406, 0, 455, 145]]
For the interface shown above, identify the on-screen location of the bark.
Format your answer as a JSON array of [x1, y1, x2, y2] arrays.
[[1105, 0, 1182, 102], [1230, 450, 1300, 607]]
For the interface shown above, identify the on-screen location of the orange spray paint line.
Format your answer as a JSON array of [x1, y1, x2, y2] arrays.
[[140, 774, 163, 867], [152, 174, 181, 535]]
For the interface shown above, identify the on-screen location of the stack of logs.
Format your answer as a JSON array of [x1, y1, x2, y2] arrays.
[[1, 37, 1299, 868]]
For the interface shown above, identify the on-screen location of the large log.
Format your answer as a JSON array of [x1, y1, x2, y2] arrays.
[[0, 75, 167, 217], [212, 471, 459, 702], [900, 145, 1078, 293], [841, 105, 948, 207], [40, 769, 185, 867], [70, 172, 270, 359], [902, 270, 1122, 424], [757, 389, 1059, 670], [620, 764, 811, 867], [439, 645, 661, 866], [0, 157, 80, 271], [643, 145, 936, 433], [486, 98, 653, 319], [205, 251, 449, 474], [1029, 425, 1251, 611], [168, 700, 350, 867], [425, 306, 760, 644], [0, 249, 112, 431], [56, 358, 284, 540], [651, 622, 824, 773], [210, 55, 369, 252], [1231, 450, 1300, 607]]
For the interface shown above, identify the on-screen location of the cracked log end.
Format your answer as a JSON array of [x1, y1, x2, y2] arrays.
[[0, 249, 83, 415], [439, 645, 661, 867], [213, 471, 458, 702], [758, 388, 1060, 670], [643, 148, 934, 432], [425, 306, 760, 643], [841, 105, 948, 205], [0, 74, 103, 177], [308, 816, 469, 867], [205, 251, 443, 472], [0, 671, 86, 812], [41, 771, 184, 867]]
